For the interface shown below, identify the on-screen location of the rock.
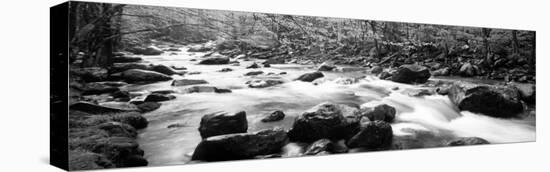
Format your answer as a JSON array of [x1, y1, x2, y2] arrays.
[[370, 66, 383, 74], [70, 101, 137, 114], [261, 110, 285, 122], [112, 56, 142, 63], [432, 67, 450, 76], [288, 102, 360, 142], [218, 68, 233, 72], [458, 62, 478, 77], [192, 128, 288, 161], [358, 104, 396, 123], [246, 62, 260, 69], [263, 56, 286, 64], [188, 71, 202, 75], [509, 82, 535, 104], [296, 72, 324, 82], [109, 112, 148, 129], [334, 77, 358, 85], [447, 137, 490, 146], [111, 90, 131, 101], [448, 82, 524, 118], [142, 46, 163, 55], [68, 151, 114, 170], [90, 137, 147, 167], [378, 71, 392, 80], [391, 64, 431, 84], [96, 122, 138, 138], [246, 79, 284, 88], [244, 71, 264, 76], [188, 46, 212, 52], [71, 67, 108, 82], [264, 63, 271, 67], [151, 89, 175, 94], [317, 62, 336, 71], [80, 82, 120, 95], [144, 93, 175, 102], [346, 121, 393, 149], [198, 56, 230, 65], [167, 123, 186, 129], [214, 88, 232, 93], [279, 72, 287, 75], [184, 86, 231, 93], [109, 63, 150, 73], [198, 111, 248, 139], [150, 64, 180, 75], [171, 79, 208, 86], [171, 65, 187, 70], [118, 69, 172, 83], [304, 139, 333, 155], [98, 102, 140, 112], [136, 102, 161, 113]]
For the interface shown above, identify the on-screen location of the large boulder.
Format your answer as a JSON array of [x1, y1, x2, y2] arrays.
[[171, 79, 208, 86], [296, 72, 324, 82], [346, 120, 393, 149], [150, 64, 180, 75], [71, 67, 108, 82], [117, 69, 172, 83], [447, 137, 490, 146], [198, 56, 230, 65], [192, 128, 288, 161], [70, 101, 138, 114], [288, 102, 360, 142], [448, 82, 524, 118], [246, 79, 284, 88], [317, 62, 336, 71], [391, 64, 431, 84], [358, 104, 396, 123], [198, 111, 248, 139], [261, 110, 286, 122], [109, 63, 150, 73], [144, 93, 175, 102], [509, 82, 535, 104]]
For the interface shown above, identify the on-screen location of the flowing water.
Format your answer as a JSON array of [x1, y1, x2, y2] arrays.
[[130, 46, 536, 166]]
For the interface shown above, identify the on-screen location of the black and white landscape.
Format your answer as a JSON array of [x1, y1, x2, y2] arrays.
[[64, 1, 535, 170]]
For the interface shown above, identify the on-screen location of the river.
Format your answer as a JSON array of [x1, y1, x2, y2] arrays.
[[127, 46, 535, 166]]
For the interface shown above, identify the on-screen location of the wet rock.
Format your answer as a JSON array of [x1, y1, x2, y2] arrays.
[[109, 112, 148, 129], [279, 72, 287, 75], [458, 62, 479, 77], [171, 79, 208, 86], [244, 71, 264, 76], [370, 66, 383, 74], [218, 68, 233, 72], [246, 62, 260, 69], [70, 101, 137, 114], [288, 102, 360, 142], [192, 127, 288, 161], [391, 64, 431, 84], [254, 154, 282, 159], [109, 63, 150, 73], [447, 137, 490, 146], [80, 82, 121, 95], [346, 120, 393, 149], [317, 62, 336, 71], [188, 71, 202, 75], [261, 110, 285, 122], [144, 93, 175, 102], [198, 111, 248, 139], [184, 86, 231, 93], [96, 122, 138, 138], [130, 46, 163, 55], [68, 151, 114, 170], [263, 56, 286, 64], [296, 71, 324, 82], [171, 65, 187, 70], [188, 46, 212, 52], [98, 102, 140, 112], [136, 102, 161, 113], [198, 56, 230, 65], [167, 123, 186, 129], [264, 63, 271, 67], [111, 90, 131, 101], [117, 69, 172, 83], [71, 67, 108, 82], [90, 137, 148, 167], [150, 64, 180, 75], [150, 89, 175, 94], [112, 56, 142, 63], [509, 82, 535, 104], [246, 79, 284, 88], [448, 82, 524, 118], [432, 67, 450, 76], [378, 71, 392, 80], [334, 77, 358, 85], [358, 104, 396, 123], [304, 139, 333, 155]]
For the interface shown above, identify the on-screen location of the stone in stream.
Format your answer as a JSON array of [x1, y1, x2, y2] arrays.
[[88, 136, 148, 167], [244, 71, 264, 76], [346, 120, 393, 149], [198, 56, 230, 65], [198, 111, 248, 139], [136, 102, 161, 113], [447, 82, 524, 118], [369, 66, 383, 74], [144, 93, 175, 102], [295, 71, 324, 82], [116, 69, 172, 83], [68, 151, 114, 170], [184, 86, 232, 94], [509, 82, 536, 104], [358, 104, 396, 123], [171, 79, 208, 86], [188, 46, 212, 52], [391, 64, 431, 84], [79, 82, 121, 95], [96, 122, 138, 138], [447, 137, 490, 146], [150, 89, 176, 94], [432, 67, 451, 76], [458, 62, 479, 77], [218, 68, 233, 72], [171, 65, 187, 70], [130, 46, 163, 55], [263, 56, 286, 64], [71, 67, 109, 82], [70, 101, 138, 114], [98, 102, 140, 112], [150, 64, 180, 75], [246, 62, 260, 69], [246, 79, 284, 88], [192, 127, 288, 161], [304, 139, 334, 155], [288, 102, 360, 142], [112, 56, 142, 63], [263, 63, 271, 67], [109, 63, 150, 73], [317, 61, 336, 71], [261, 110, 286, 122], [111, 90, 131, 102]]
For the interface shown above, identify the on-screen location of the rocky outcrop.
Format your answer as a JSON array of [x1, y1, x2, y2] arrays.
[[296, 72, 324, 82], [448, 82, 524, 118], [288, 102, 360, 142], [447, 137, 490, 146], [198, 111, 248, 138], [346, 120, 393, 149], [391, 64, 431, 84], [192, 128, 288, 161], [171, 79, 208, 86], [261, 110, 285, 122], [115, 69, 172, 83]]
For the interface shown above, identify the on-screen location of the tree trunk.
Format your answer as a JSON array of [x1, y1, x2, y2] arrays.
[[511, 30, 519, 54], [369, 21, 380, 58]]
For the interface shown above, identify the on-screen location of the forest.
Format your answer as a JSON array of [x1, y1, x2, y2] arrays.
[[65, 1, 536, 170]]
